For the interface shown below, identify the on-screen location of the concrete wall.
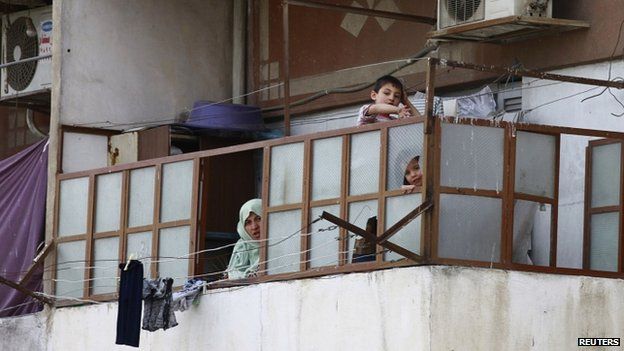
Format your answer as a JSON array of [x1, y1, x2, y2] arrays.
[[22, 266, 621, 350], [56, 0, 233, 128], [0, 311, 48, 351]]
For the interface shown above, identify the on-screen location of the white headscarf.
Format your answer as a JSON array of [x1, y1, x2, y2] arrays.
[[226, 199, 262, 279]]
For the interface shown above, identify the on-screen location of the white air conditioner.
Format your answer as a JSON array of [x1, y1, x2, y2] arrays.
[[437, 0, 552, 30], [1, 6, 52, 98]]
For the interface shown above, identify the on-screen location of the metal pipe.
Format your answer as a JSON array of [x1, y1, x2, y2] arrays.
[[0, 54, 52, 69], [434, 58, 624, 90], [286, 0, 436, 26], [282, 1, 291, 136]]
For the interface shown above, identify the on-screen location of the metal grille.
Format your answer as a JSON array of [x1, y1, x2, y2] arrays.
[[6, 16, 38, 91], [515, 131, 556, 198], [440, 123, 504, 191], [513, 200, 551, 266], [590, 212, 619, 272], [311, 137, 342, 201], [56, 241, 86, 298], [158, 226, 191, 286], [440, 0, 485, 28], [387, 124, 424, 191], [591, 142, 621, 208], [309, 205, 340, 268], [349, 131, 380, 196], [384, 193, 422, 261], [438, 194, 501, 262], [267, 210, 302, 275], [91, 237, 119, 295], [270, 143, 304, 206]]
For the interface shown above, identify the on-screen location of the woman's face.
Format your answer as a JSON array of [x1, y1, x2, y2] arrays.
[[244, 212, 262, 240], [405, 162, 423, 187]]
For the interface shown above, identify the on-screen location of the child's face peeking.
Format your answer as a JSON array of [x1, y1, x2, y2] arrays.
[[371, 83, 402, 106], [405, 161, 423, 187]]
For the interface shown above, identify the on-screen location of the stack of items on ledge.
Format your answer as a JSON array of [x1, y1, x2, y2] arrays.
[[115, 259, 205, 348]]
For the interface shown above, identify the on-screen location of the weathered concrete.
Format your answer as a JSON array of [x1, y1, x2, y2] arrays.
[[0, 311, 47, 351], [0, 266, 613, 351]]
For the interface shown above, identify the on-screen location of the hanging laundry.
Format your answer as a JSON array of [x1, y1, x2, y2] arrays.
[[172, 279, 205, 312], [116, 260, 144, 347], [142, 278, 178, 332]]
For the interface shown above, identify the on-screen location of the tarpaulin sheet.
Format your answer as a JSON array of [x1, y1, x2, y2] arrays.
[[0, 138, 48, 317], [184, 102, 265, 131]]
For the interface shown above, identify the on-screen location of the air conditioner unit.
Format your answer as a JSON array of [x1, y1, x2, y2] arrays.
[[437, 0, 552, 30], [1, 6, 52, 98]]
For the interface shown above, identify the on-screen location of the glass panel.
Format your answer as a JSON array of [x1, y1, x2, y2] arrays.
[[158, 226, 190, 286], [384, 193, 422, 261], [91, 237, 119, 295], [58, 177, 89, 237], [591, 142, 621, 208], [267, 210, 302, 275], [160, 160, 194, 223], [440, 124, 504, 191], [513, 200, 550, 266], [438, 194, 501, 262], [347, 200, 378, 263], [515, 131, 556, 198], [309, 205, 340, 268], [127, 231, 153, 279], [556, 134, 590, 269], [387, 123, 424, 190], [94, 173, 122, 233], [349, 131, 380, 196], [590, 212, 619, 272], [269, 143, 304, 206], [55, 241, 86, 298], [128, 167, 155, 228], [311, 137, 342, 201]]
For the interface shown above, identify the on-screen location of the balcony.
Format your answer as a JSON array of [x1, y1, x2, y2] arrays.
[[51, 112, 624, 303]]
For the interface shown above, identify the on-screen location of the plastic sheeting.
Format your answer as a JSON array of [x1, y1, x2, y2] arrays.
[[0, 139, 48, 317]]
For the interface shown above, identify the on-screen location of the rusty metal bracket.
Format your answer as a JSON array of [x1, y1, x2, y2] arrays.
[[320, 211, 422, 262]]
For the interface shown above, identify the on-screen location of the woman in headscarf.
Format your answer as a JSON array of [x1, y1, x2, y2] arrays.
[[226, 198, 262, 280]]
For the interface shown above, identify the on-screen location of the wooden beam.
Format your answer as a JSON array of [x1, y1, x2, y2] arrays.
[[0, 275, 53, 305], [378, 201, 432, 244], [18, 240, 55, 287], [320, 211, 422, 262]]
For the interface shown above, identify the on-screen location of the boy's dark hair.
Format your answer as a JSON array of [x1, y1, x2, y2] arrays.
[[373, 75, 404, 93]]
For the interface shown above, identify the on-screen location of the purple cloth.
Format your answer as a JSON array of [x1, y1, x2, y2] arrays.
[[184, 101, 264, 131], [0, 139, 48, 317]]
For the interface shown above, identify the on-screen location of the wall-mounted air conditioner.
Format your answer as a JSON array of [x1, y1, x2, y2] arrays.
[[1, 6, 52, 98], [437, 0, 553, 30]]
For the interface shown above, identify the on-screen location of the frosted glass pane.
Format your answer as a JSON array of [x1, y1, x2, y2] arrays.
[[91, 237, 119, 295], [269, 143, 304, 206], [556, 134, 590, 269], [58, 177, 89, 237], [56, 241, 86, 298], [311, 137, 342, 201], [128, 167, 155, 227], [513, 200, 550, 266], [590, 212, 619, 272], [591, 142, 621, 208], [158, 226, 190, 286], [387, 124, 424, 190], [515, 132, 556, 198], [309, 205, 340, 268], [267, 210, 302, 275], [347, 200, 378, 263], [94, 173, 122, 233], [349, 131, 380, 196], [127, 231, 153, 279], [384, 193, 422, 261], [441, 124, 504, 191], [439, 194, 501, 262], [161, 161, 194, 222]]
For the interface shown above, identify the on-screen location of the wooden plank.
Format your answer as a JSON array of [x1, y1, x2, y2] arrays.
[[137, 125, 170, 161], [378, 201, 432, 244], [377, 126, 388, 263], [551, 134, 561, 267], [583, 145, 591, 269], [439, 186, 503, 198], [339, 135, 349, 265], [0, 275, 53, 305], [18, 241, 55, 287], [301, 140, 311, 270], [260, 146, 271, 275], [320, 211, 421, 262], [84, 175, 95, 297]]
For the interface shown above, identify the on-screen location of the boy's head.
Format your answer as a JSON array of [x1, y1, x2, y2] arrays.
[[403, 156, 423, 187], [371, 75, 404, 107]]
